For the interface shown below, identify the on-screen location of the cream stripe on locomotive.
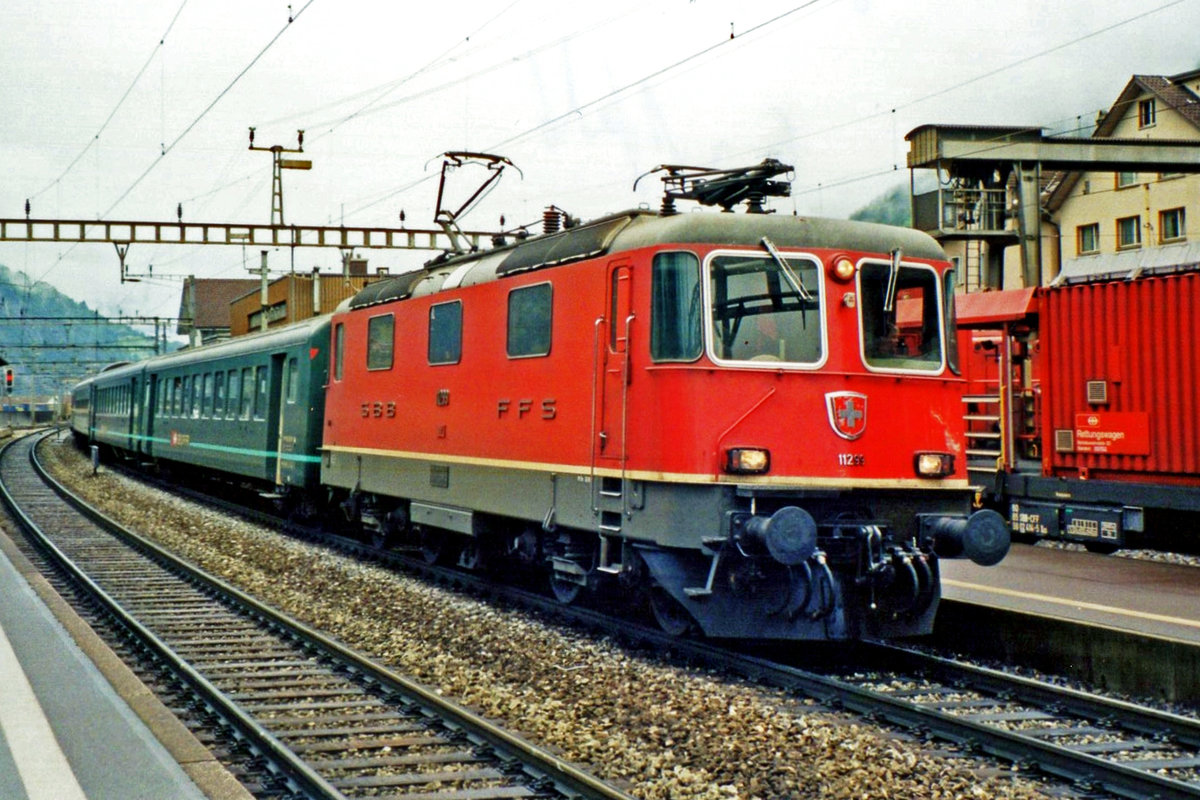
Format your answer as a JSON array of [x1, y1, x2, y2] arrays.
[[321, 444, 969, 491]]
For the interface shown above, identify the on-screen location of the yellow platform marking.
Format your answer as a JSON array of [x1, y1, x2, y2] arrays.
[[943, 578, 1200, 631]]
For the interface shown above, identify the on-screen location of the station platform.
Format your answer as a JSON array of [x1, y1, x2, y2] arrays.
[[0, 526, 249, 800], [941, 543, 1200, 645]]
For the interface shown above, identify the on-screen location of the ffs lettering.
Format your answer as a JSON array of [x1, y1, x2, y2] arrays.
[[497, 398, 557, 420]]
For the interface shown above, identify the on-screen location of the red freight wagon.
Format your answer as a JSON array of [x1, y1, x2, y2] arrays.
[[960, 271, 1200, 552]]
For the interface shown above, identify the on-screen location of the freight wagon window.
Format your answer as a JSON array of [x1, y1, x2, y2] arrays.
[[240, 368, 253, 419], [367, 314, 394, 370], [333, 323, 344, 381], [428, 301, 462, 365], [254, 366, 267, 419], [708, 253, 822, 364], [858, 262, 943, 371], [507, 283, 552, 358], [651, 252, 702, 362], [227, 370, 240, 419], [286, 358, 298, 404]]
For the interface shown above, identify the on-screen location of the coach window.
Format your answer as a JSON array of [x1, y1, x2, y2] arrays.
[[214, 372, 225, 417], [333, 323, 345, 381], [227, 370, 240, 419], [240, 368, 253, 419], [858, 261, 943, 372], [202, 373, 214, 418], [192, 374, 203, 418], [367, 314, 394, 370], [286, 357, 298, 403], [651, 251, 702, 361], [181, 376, 191, 417], [254, 366, 268, 419], [428, 301, 462, 365], [507, 283, 552, 358], [172, 377, 182, 417]]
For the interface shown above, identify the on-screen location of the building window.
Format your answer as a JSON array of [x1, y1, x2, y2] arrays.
[[1160, 207, 1186, 243], [1138, 98, 1156, 128], [507, 283, 552, 358], [651, 251, 702, 362], [1116, 172, 1138, 189], [428, 301, 462, 365], [1077, 223, 1100, 255], [366, 314, 394, 370], [1117, 215, 1142, 249]]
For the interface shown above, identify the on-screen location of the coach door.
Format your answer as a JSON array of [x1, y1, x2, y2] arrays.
[[267, 354, 286, 484]]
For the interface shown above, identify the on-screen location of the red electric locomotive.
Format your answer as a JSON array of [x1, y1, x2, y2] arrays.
[[322, 162, 1008, 640]]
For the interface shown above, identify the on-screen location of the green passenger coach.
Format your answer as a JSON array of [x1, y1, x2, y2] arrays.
[[74, 316, 330, 498]]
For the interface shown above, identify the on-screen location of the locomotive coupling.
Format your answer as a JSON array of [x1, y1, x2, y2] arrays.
[[740, 506, 818, 565], [921, 509, 1010, 566]]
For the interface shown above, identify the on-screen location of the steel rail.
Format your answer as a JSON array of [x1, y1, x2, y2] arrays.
[[12, 432, 636, 800]]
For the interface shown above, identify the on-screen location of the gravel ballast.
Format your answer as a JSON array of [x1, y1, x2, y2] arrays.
[[38, 437, 1064, 799]]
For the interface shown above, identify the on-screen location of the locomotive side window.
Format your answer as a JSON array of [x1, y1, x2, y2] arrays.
[[858, 262, 943, 371], [708, 253, 823, 364], [333, 323, 344, 381], [367, 314, 394, 371], [943, 270, 960, 375], [651, 251, 702, 362], [428, 301, 462, 365], [507, 283, 552, 358]]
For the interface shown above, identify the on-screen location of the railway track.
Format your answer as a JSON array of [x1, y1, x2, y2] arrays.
[[0, 431, 634, 800], [34, 433, 1200, 800]]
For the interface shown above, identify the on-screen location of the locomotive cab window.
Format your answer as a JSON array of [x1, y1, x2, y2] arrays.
[[367, 314, 394, 371], [333, 323, 345, 381], [428, 301, 462, 365], [858, 261, 944, 372], [507, 283, 552, 358], [651, 251, 702, 362], [708, 252, 823, 365]]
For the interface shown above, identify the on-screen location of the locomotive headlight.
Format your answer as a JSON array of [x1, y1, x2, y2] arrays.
[[914, 451, 955, 478], [833, 257, 856, 282], [726, 447, 771, 475]]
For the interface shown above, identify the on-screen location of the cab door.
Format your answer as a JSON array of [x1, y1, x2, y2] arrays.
[[594, 260, 633, 467]]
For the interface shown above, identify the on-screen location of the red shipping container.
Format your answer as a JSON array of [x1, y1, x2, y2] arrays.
[[1041, 271, 1200, 486]]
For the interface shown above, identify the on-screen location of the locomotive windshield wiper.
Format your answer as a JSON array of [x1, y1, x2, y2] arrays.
[[760, 237, 813, 302], [883, 247, 902, 313]]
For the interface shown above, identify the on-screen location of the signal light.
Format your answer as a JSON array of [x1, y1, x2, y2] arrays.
[[3, 367, 12, 395]]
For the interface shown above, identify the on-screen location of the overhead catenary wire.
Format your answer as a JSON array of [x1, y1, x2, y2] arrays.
[[30, 0, 192, 202]]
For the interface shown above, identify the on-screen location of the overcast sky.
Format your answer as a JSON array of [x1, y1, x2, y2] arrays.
[[1, 0, 1198, 327]]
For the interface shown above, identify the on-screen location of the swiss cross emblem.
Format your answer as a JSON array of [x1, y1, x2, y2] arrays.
[[825, 392, 867, 440]]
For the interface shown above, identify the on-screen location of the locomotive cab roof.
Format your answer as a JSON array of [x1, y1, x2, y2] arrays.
[[348, 210, 947, 311]]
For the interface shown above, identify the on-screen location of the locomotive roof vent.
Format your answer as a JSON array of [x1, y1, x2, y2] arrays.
[[633, 159, 794, 215]]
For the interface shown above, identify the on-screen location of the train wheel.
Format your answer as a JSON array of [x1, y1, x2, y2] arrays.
[[418, 528, 446, 564], [550, 575, 584, 604], [458, 541, 485, 571], [649, 587, 695, 637]]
